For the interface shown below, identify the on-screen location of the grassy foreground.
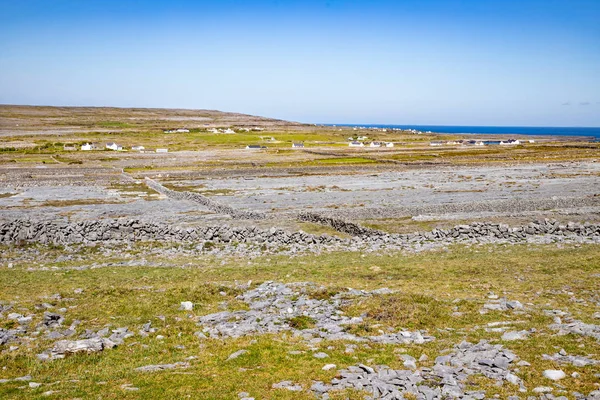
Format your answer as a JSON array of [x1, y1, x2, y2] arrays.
[[1, 243, 599, 399]]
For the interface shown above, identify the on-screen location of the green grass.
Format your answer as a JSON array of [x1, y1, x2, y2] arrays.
[[0, 244, 599, 398]]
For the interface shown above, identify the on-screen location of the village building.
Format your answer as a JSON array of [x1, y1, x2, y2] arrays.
[[430, 141, 444, 146], [63, 144, 77, 151], [131, 145, 145, 151], [81, 143, 99, 151], [349, 141, 364, 147], [385, 142, 394, 148], [155, 148, 168, 153], [292, 143, 304, 148], [106, 142, 122, 151], [369, 142, 382, 147], [245, 145, 262, 150]]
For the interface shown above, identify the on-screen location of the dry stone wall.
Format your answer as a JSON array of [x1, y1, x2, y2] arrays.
[[144, 178, 267, 220], [297, 211, 384, 236], [1, 218, 599, 249]]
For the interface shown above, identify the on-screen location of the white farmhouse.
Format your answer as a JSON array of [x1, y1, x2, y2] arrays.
[[292, 143, 304, 148], [385, 142, 394, 148], [349, 141, 364, 147], [131, 145, 145, 151], [106, 142, 122, 151], [155, 148, 169, 153], [81, 143, 93, 151], [369, 142, 382, 147]]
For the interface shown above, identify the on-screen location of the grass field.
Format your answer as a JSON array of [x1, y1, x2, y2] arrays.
[[1, 243, 599, 399]]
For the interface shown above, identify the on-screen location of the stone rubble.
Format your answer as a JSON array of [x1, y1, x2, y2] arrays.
[[134, 362, 190, 372], [547, 312, 600, 342], [311, 340, 523, 399], [542, 351, 600, 367], [197, 282, 434, 345], [37, 327, 134, 361], [480, 298, 524, 313]]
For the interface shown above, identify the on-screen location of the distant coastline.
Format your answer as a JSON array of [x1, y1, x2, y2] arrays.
[[324, 124, 600, 139]]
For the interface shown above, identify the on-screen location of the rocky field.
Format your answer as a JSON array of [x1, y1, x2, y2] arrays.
[[1, 106, 599, 399]]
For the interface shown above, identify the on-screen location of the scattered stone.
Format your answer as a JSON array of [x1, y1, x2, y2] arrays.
[[38, 337, 118, 361], [533, 386, 554, 393], [543, 369, 566, 381], [272, 381, 302, 391], [312, 340, 521, 399], [543, 352, 599, 367], [179, 301, 194, 311], [313, 352, 328, 359], [502, 330, 530, 341], [322, 364, 336, 371], [29, 382, 42, 389], [549, 312, 600, 342], [197, 282, 434, 346], [120, 383, 139, 391], [134, 362, 190, 372], [481, 298, 524, 313], [42, 312, 64, 328], [227, 350, 248, 361]]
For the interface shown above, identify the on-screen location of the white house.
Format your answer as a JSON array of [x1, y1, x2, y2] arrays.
[[292, 143, 304, 148], [155, 148, 168, 153], [385, 142, 394, 148], [223, 128, 235, 134], [106, 142, 122, 151], [63, 144, 77, 151], [349, 141, 364, 147], [245, 145, 262, 150], [357, 136, 368, 141], [500, 139, 520, 145], [81, 143, 93, 151], [369, 142, 382, 147], [131, 145, 145, 151], [430, 141, 444, 146], [164, 129, 189, 133]]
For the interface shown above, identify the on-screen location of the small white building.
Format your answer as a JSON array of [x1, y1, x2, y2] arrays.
[[369, 142, 382, 147], [131, 145, 145, 151], [292, 143, 304, 148], [385, 142, 394, 148], [63, 144, 77, 151], [81, 143, 93, 151], [164, 129, 189, 133], [106, 142, 122, 151], [245, 145, 262, 150], [500, 139, 520, 145], [349, 141, 364, 147], [155, 148, 168, 153], [430, 141, 444, 147], [223, 128, 235, 134]]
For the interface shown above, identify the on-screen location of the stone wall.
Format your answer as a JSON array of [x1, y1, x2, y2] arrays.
[[1, 218, 599, 248], [0, 219, 335, 246], [297, 211, 384, 237], [144, 178, 267, 220]]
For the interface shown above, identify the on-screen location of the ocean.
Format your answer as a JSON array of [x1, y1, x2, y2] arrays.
[[327, 125, 600, 140]]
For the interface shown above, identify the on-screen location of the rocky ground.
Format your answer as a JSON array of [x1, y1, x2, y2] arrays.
[[1, 106, 599, 399]]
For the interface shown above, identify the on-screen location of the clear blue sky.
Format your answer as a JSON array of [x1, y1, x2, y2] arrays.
[[1, 0, 599, 126]]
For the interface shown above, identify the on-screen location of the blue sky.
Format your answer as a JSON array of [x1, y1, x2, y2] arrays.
[[1, 0, 599, 126]]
